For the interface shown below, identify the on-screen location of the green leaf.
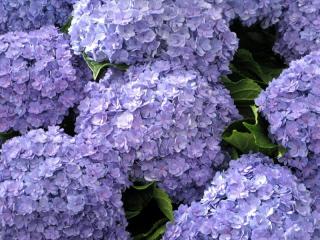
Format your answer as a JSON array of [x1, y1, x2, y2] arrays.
[[82, 53, 128, 80], [146, 225, 166, 240], [132, 182, 155, 191], [83, 54, 112, 80], [228, 48, 285, 86], [233, 49, 268, 83], [242, 106, 277, 149], [153, 188, 174, 221], [134, 218, 167, 240], [123, 184, 155, 220], [224, 130, 259, 153], [222, 77, 262, 102], [229, 64, 247, 80], [124, 184, 172, 240], [260, 65, 283, 83], [111, 64, 128, 71], [230, 147, 240, 160], [60, 17, 72, 34], [126, 210, 142, 220], [223, 106, 282, 157]]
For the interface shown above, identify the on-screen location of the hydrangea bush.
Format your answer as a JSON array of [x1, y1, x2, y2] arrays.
[[0, 127, 129, 239], [1, 0, 320, 239], [0, 0, 76, 34], [75, 60, 240, 202], [0, 26, 88, 133], [163, 153, 315, 240], [256, 50, 320, 160], [69, 0, 239, 81]]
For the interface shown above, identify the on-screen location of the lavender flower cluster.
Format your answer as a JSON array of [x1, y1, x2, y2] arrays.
[[274, 0, 320, 62], [0, 127, 129, 240], [69, 0, 239, 81], [255, 50, 320, 238], [1, 0, 320, 239], [222, 0, 286, 28], [0, 0, 76, 34], [291, 155, 320, 238], [0, 26, 87, 133], [216, 0, 320, 62], [75, 60, 240, 202], [256, 50, 320, 161], [69, 0, 320, 69], [163, 153, 315, 240]]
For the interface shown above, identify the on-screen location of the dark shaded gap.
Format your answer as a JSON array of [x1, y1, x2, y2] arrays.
[[60, 108, 77, 136]]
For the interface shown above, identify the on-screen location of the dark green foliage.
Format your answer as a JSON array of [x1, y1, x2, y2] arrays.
[[123, 182, 174, 240], [0, 130, 19, 147], [222, 22, 287, 159], [223, 106, 285, 158]]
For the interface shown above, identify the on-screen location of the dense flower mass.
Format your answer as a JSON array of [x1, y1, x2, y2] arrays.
[[0, 26, 88, 133], [0, 0, 75, 34], [273, 0, 320, 62], [256, 50, 320, 159], [210, 0, 319, 62], [2, 0, 320, 238], [163, 153, 315, 240], [69, 0, 238, 81], [0, 127, 130, 240], [75, 60, 240, 202], [278, 154, 320, 238], [221, 0, 286, 28], [292, 155, 320, 238]]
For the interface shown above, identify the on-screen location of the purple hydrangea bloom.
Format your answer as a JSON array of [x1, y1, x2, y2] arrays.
[[273, 0, 320, 62], [222, 0, 286, 28], [0, 0, 76, 34], [163, 153, 315, 240], [69, 0, 238, 81], [256, 50, 320, 160], [0, 127, 130, 240], [75, 60, 240, 202], [278, 154, 320, 238], [207, 0, 319, 62], [0, 26, 89, 133], [203, 0, 287, 28]]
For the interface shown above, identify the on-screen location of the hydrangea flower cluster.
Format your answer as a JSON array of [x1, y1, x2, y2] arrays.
[[292, 155, 320, 238], [273, 0, 320, 62], [256, 50, 320, 160], [221, 0, 286, 28], [0, 26, 88, 133], [163, 153, 315, 240], [75, 60, 240, 202], [0, 0, 76, 34], [0, 127, 130, 240], [277, 154, 320, 238], [208, 0, 319, 62], [69, 0, 238, 81]]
